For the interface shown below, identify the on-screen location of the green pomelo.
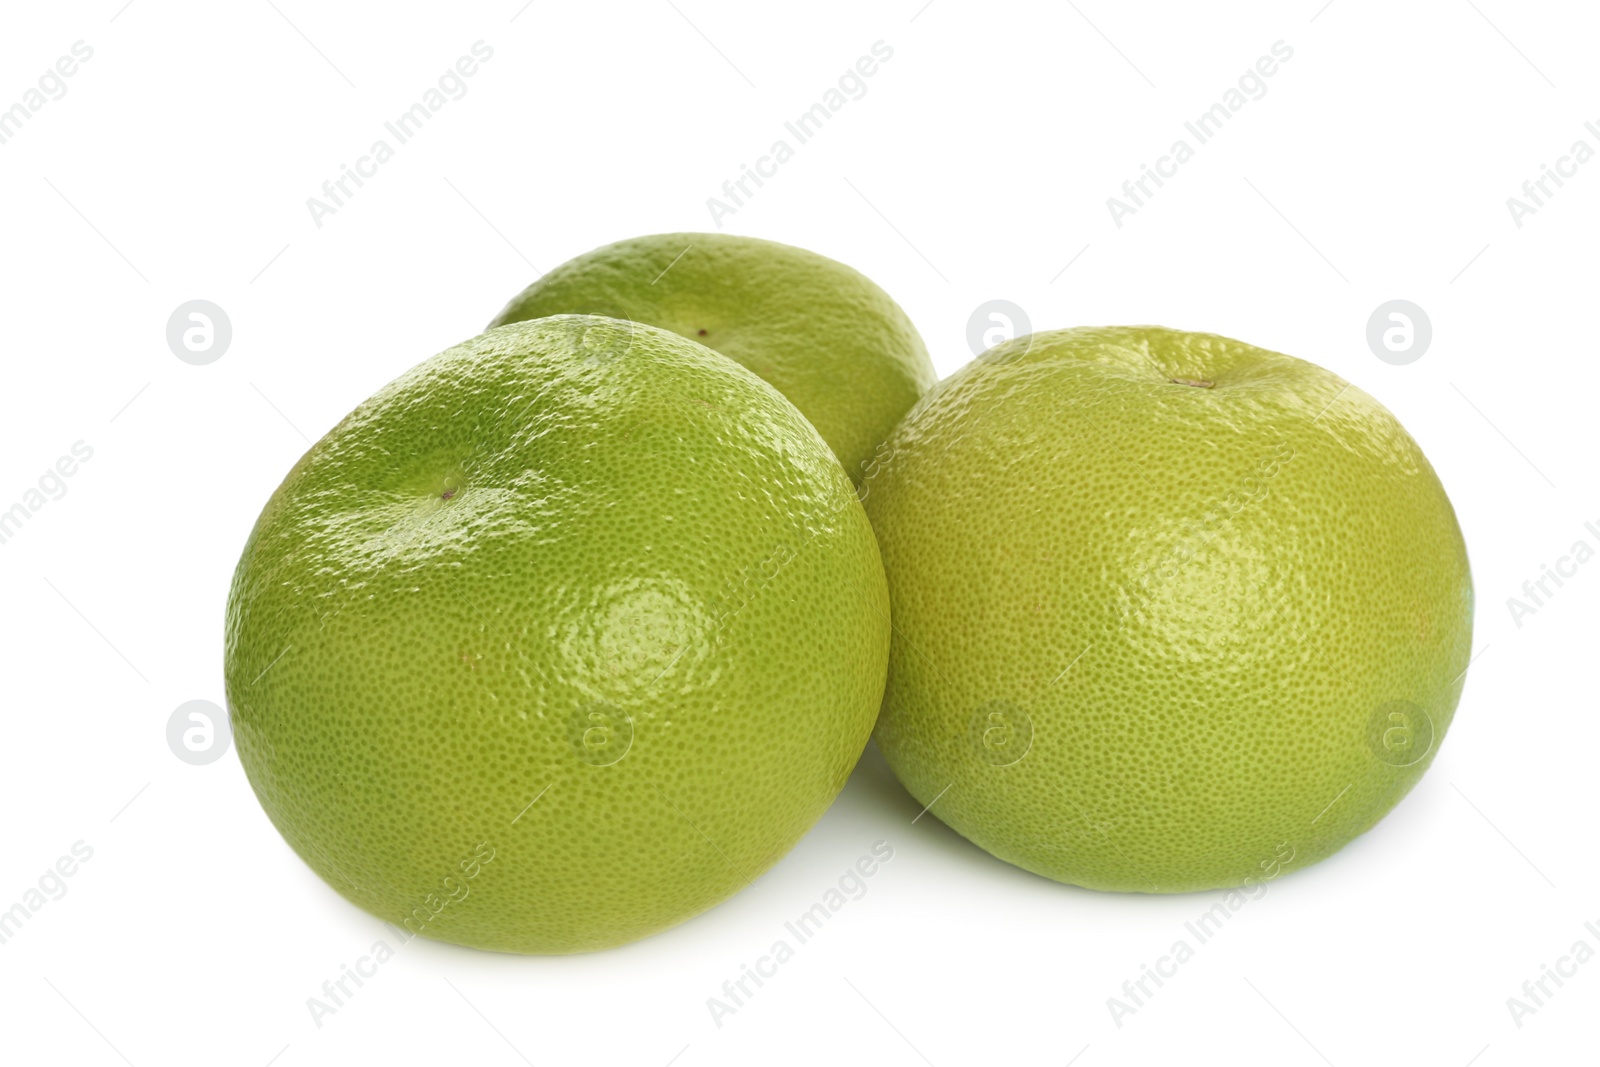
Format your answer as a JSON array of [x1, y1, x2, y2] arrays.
[[864, 326, 1473, 892], [225, 316, 890, 952], [488, 232, 936, 484]]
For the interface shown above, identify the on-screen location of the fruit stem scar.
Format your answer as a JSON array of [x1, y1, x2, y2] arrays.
[[1169, 378, 1214, 388]]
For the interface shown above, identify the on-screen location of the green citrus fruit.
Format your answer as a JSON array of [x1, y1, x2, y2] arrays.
[[224, 316, 890, 952], [488, 232, 936, 484], [863, 326, 1473, 892]]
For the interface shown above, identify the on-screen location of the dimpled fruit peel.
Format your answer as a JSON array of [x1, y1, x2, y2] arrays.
[[224, 316, 890, 953], [862, 325, 1473, 892], [488, 232, 936, 486]]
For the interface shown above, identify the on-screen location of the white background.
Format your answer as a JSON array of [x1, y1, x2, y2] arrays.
[[0, 1, 1594, 1064]]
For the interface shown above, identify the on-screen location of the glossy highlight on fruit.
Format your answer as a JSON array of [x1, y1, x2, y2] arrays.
[[488, 232, 936, 484], [863, 325, 1473, 892], [225, 316, 890, 952]]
